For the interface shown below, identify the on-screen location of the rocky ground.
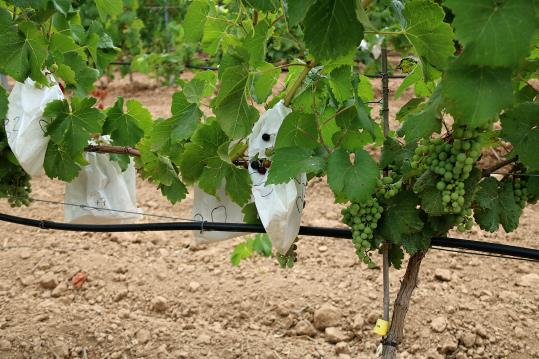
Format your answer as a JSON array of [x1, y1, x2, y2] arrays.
[[0, 72, 538, 359]]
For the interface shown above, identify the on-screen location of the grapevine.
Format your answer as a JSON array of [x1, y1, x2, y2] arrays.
[[0, 0, 537, 358]]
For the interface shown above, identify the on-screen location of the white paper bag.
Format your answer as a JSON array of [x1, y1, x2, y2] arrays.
[[192, 184, 246, 243], [64, 139, 142, 224], [5, 76, 64, 176], [248, 101, 307, 254]]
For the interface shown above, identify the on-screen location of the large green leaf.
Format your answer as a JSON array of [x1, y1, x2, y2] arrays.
[[274, 112, 319, 150], [303, 0, 364, 61], [266, 146, 326, 185], [0, 13, 48, 83], [95, 0, 123, 21], [103, 98, 150, 147], [329, 66, 353, 103], [45, 97, 105, 157], [43, 143, 84, 181], [402, 0, 454, 69], [251, 62, 280, 104], [0, 87, 7, 120], [152, 92, 202, 151], [474, 178, 522, 233], [378, 191, 424, 244], [327, 148, 378, 202], [398, 85, 443, 140], [241, 0, 279, 11], [201, 7, 229, 54], [442, 63, 513, 126], [445, 0, 538, 67], [287, 0, 315, 26], [183, 0, 210, 44], [213, 64, 259, 139], [500, 102, 539, 171], [244, 19, 272, 66]]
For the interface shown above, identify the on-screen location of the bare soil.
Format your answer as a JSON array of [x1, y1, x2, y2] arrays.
[[0, 72, 538, 359]]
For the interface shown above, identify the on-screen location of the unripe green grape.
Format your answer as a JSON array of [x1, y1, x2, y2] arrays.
[[436, 181, 446, 190], [462, 142, 471, 150]]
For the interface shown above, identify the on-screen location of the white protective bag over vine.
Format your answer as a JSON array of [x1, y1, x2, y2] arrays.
[[192, 183, 246, 242], [248, 101, 306, 254], [5, 76, 64, 176], [64, 137, 142, 224]]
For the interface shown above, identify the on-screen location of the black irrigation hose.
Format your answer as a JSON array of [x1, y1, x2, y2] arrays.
[[1, 212, 538, 261]]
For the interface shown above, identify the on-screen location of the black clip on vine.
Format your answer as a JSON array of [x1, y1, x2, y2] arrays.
[[381, 338, 398, 348]]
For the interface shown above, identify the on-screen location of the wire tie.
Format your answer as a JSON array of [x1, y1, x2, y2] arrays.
[[38, 220, 46, 229], [381, 338, 398, 348], [200, 220, 206, 234]]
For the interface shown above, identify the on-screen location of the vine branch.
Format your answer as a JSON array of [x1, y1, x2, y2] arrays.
[[482, 156, 518, 177], [84, 145, 141, 157], [284, 61, 315, 107]]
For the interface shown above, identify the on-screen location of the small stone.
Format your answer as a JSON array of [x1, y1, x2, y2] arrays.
[[514, 326, 526, 338], [19, 249, 31, 259], [118, 309, 130, 319], [0, 339, 11, 351], [338, 355, 351, 359], [441, 336, 458, 354], [51, 281, 68, 298], [318, 245, 328, 253], [39, 273, 57, 290], [293, 320, 317, 337], [35, 314, 49, 322], [352, 313, 364, 330], [19, 275, 34, 286], [114, 289, 128, 302], [189, 281, 201, 292], [313, 304, 342, 330], [151, 296, 168, 312], [52, 340, 69, 358], [516, 273, 539, 287], [335, 342, 351, 355], [430, 316, 448, 333], [136, 329, 151, 344], [460, 332, 476, 348], [455, 353, 468, 359], [367, 311, 379, 324], [325, 327, 349, 344], [434, 269, 452, 282]]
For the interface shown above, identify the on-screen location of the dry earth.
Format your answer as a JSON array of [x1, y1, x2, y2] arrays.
[[0, 72, 538, 359]]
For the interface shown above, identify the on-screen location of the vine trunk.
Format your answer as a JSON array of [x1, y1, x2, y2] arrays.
[[382, 251, 427, 359]]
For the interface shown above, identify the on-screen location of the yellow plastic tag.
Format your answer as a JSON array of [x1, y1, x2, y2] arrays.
[[373, 319, 389, 336]]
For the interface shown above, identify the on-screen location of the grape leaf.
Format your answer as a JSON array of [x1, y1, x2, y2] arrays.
[[352, 74, 376, 140], [183, 0, 210, 44], [445, 0, 538, 67], [198, 158, 251, 206], [388, 245, 405, 269], [287, 0, 315, 26], [401, 230, 431, 256], [43, 143, 84, 181], [303, 0, 364, 61], [102, 98, 149, 147], [398, 85, 442, 141], [251, 62, 280, 104], [183, 71, 217, 103], [213, 64, 259, 139], [396, 98, 426, 123], [500, 102, 539, 171], [45, 97, 105, 157], [413, 170, 446, 216], [0, 12, 48, 83], [474, 178, 522, 233], [266, 146, 325, 185], [274, 112, 319, 150], [442, 63, 512, 127], [378, 190, 424, 244], [0, 87, 7, 120], [328, 66, 353, 103], [151, 92, 201, 151], [160, 178, 188, 204], [201, 7, 229, 54], [241, 0, 279, 11], [327, 148, 378, 202], [95, 0, 122, 21], [242, 202, 261, 224], [402, 0, 454, 69], [245, 19, 272, 66]]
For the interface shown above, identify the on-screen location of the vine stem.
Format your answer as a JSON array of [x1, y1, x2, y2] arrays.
[[84, 145, 141, 157], [382, 251, 426, 359], [284, 61, 315, 107], [482, 156, 518, 177]]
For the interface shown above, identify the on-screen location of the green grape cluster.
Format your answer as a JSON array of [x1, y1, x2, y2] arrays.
[[512, 177, 529, 209], [412, 127, 482, 214], [455, 208, 474, 232], [342, 197, 383, 266], [277, 238, 298, 268], [377, 175, 402, 200], [0, 168, 32, 207]]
